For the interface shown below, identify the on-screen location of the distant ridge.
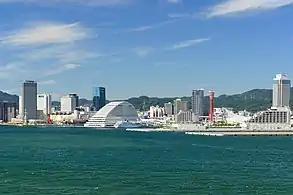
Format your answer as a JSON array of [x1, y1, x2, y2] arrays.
[[3, 88, 291, 113]]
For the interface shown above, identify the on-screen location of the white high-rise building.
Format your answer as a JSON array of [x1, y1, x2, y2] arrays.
[[18, 95, 22, 117], [192, 89, 204, 116], [37, 94, 52, 117], [61, 95, 77, 112], [173, 99, 188, 115], [272, 74, 291, 108], [20, 80, 37, 120], [164, 102, 173, 116]]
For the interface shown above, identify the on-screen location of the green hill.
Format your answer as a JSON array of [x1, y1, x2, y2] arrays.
[[127, 89, 275, 113], [2, 88, 291, 113]]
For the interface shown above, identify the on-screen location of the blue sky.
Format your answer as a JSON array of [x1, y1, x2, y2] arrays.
[[0, 0, 293, 100]]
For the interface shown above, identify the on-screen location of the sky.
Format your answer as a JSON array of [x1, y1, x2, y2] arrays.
[[0, 0, 292, 100]]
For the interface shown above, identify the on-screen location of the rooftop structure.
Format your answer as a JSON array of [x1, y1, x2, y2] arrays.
[[84, 101, 138, 128]]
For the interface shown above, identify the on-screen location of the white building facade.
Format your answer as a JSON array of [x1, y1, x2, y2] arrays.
[[84, 101, 138, 128], [37, 94, 52, 119], [61, 95, 77, 112], [164, 102, 173, 116], [173, 99, 188, 115], [247, 107, 291, 130], [175, 110, 198, 123], [149, 106, 165, 118], [273, 74, 291, 108], [192, 89, 204, 116]]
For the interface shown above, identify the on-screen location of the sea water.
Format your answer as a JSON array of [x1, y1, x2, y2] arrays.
[[0, 126, 293, 194]]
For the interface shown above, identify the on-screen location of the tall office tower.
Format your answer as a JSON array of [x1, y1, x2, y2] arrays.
[[61, 95, 77, 112], [18, 95, 22, 117], [20, 80, 37, 120], [37, 94, 52, 116], [164, 102, 173, 116], [192, 89, 204, 116], [0, 102, 17, 122], [69, 93, 79, 107], [273, 74, 291, 108], [173, 99, 188, 115], [92, 87, 106, 111]]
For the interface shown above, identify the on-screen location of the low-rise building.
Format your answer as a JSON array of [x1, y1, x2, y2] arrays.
[[149, 106, 165, 119], [247, 107, 291, 130], [175, 110, 198, 123]]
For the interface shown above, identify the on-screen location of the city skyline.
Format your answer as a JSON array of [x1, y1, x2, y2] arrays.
[[0, 0, 292, 99]]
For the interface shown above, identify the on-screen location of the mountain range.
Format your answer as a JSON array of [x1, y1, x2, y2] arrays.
[[1, 88, 288, 113]]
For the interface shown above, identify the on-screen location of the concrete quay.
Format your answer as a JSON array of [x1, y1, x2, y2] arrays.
[[185, 131, 293, 136]]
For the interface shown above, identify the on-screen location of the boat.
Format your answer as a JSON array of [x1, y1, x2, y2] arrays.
[[114, 120, 146, 129]]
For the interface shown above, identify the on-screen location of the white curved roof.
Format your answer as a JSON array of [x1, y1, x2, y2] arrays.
[[92, 101, 138, 118]]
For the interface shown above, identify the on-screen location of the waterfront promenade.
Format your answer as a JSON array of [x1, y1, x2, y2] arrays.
[[185, 131, 293, 136]]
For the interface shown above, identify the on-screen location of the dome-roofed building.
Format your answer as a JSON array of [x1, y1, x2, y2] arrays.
[[84, 101, 138, 128]]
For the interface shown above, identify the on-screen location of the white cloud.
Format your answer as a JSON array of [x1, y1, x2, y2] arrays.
[[0, 62, 27, 78], [0, 20, 105, 84], [39, 80, 56, 85], [207, 0, 293, 18], [0, 0, 132, 6], [1, 22, 88, 46], [125, 20, 177, 33], [133, 47, 153, 57], [44, 63, 81, 76], [168, 38, 211, 50], [21, 44, 102, 63]]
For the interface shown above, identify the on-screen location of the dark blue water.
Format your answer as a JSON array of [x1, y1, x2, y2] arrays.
[[0, 126, 293, 194]]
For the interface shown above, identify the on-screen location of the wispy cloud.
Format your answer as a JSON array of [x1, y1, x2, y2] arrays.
[[124, 19, 177, 33], [0, 0, 133, 6], [0, 62, 27, 78], [0, 20, 102, 84], [167, 38, 211, 50], [133, 47, 153, 57], [39, 80, 57, 85], [21, 44, 101, 63], [168, 13, 191, 18], [206, 0, 293, 18], [44, 63, 81, 76], [1, 22, 88, 46]]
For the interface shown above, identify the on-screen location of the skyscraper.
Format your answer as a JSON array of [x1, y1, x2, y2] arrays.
[[37, 94, 52, 117], [61, 95, 77, 112], [173, 99, 188, 115], [69, 93, 79, 107], [93, 87, 106, 111], [164, 102, 173, 116], [273, 74, 291, 108], [20, 80, 37, 120], [192, 89, 204, 116]]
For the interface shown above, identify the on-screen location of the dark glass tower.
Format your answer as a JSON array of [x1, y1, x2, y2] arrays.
[[92, 87, 106, 111], [69, 93, 79, 107]]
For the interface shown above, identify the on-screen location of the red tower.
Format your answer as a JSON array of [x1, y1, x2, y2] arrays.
[[47, 114, 51, 124], [209, 91, 215, 123]]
